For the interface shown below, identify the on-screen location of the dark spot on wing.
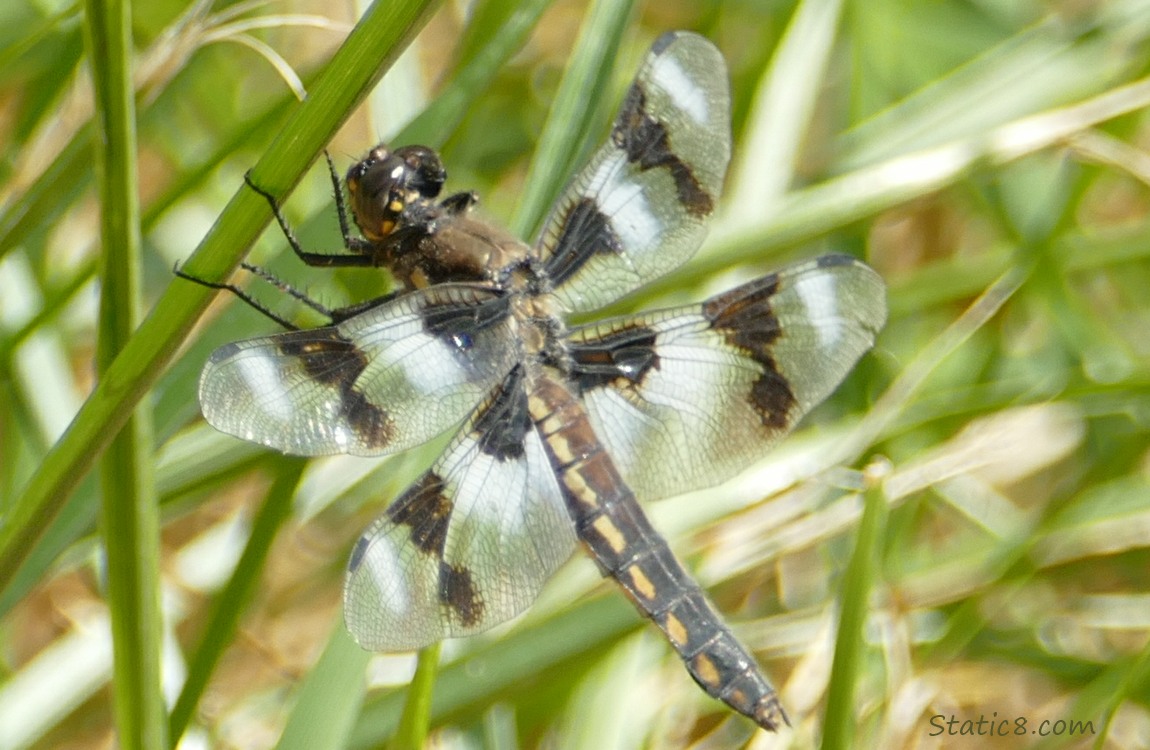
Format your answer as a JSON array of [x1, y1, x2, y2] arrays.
[[278, 329, 395, 447], [816, 252, 858, 269], [612, 87, 713, 217], [439, 561, 484, 627], [543, 198, 624, 287], [569, 324, 660, 393], [347, 535, 369, 573], [342, 389, 393, 447], [418, 291, 513, 377], [421, 292, 510, 343], [472, 366, 530, 461], [278, 328, 368, 386], [703, 275, 797, 429], [749, 370, 797, 430], [650, 31, 677, 55], [385, 473, 452, 556]]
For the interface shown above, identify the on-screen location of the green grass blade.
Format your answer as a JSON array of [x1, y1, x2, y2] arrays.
[[821, 470, 888, 749], [723, 0, 844, 217], [85, 0, 165, 745], [389, 643, 442, 750], [397, 0, 555, 148], [274, 627, 372, 750], [508, 0, 635, 238]]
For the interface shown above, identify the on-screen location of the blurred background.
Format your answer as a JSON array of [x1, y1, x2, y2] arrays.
[[1, 0, 1149, 747]]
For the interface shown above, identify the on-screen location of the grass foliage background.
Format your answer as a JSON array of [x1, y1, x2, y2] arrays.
[[2, 0, 1150, 747]]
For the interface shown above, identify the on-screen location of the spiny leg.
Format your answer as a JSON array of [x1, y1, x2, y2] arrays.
[[323, 152, 363, 250], [243, 169, 376, 267], [178, 260, 401, 329], [238, 262, 335, 319], [174, 263, 300, 330]]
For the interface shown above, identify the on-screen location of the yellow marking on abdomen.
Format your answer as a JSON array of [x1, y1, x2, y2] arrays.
[[562, 469, 599, 509], [627, 565, 656, 600], [592, 515, 626, 554], [545, 433, 576, 464], [693, 653, 721, 688], [664, 613, 689, 647], [526, 395, 563, 435]]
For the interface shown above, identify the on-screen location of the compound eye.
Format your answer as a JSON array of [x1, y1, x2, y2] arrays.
[[346, 145, 410, 241], [393, 145, 446, 200], [344, 143, 449, 242]]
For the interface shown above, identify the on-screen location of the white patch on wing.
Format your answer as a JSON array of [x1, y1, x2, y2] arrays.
[[580, 326, 738, 498], [590, 153, 663, 252], [650, 56, 708, 124], [447, 447, 528, 534], [582, 387, 644, 481], [642, 338, 733, 421], [522, 432, 572, 548], [399, 338, 469, 395], [231, 354, 293, 423], [364, 322, 469, 397], [578, 315, 778, 502], [792, 271, 842, 348], [401, 427, 575, 633], [357, 534, 410, 618], [442, 432, 568, 551]]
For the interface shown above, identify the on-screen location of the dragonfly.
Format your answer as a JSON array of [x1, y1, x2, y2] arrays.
[[191, 30, 886, 731]]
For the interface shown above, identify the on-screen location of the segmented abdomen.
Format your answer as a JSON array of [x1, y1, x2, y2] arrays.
[[527, 374, 787, 731]]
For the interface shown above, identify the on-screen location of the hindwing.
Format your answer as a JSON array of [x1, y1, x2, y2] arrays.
[[567, 254, 887, 501], [343, 366, 578, 649]]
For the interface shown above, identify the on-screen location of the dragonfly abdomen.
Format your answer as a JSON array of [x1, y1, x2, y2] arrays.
[[528, 373, 788, 731]]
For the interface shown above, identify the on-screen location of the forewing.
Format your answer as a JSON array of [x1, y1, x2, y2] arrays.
[[344, 366, 578, 650], [567, 254, 886, 501], [199, 284, 516, 457], [535, 31, 731, 314]]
